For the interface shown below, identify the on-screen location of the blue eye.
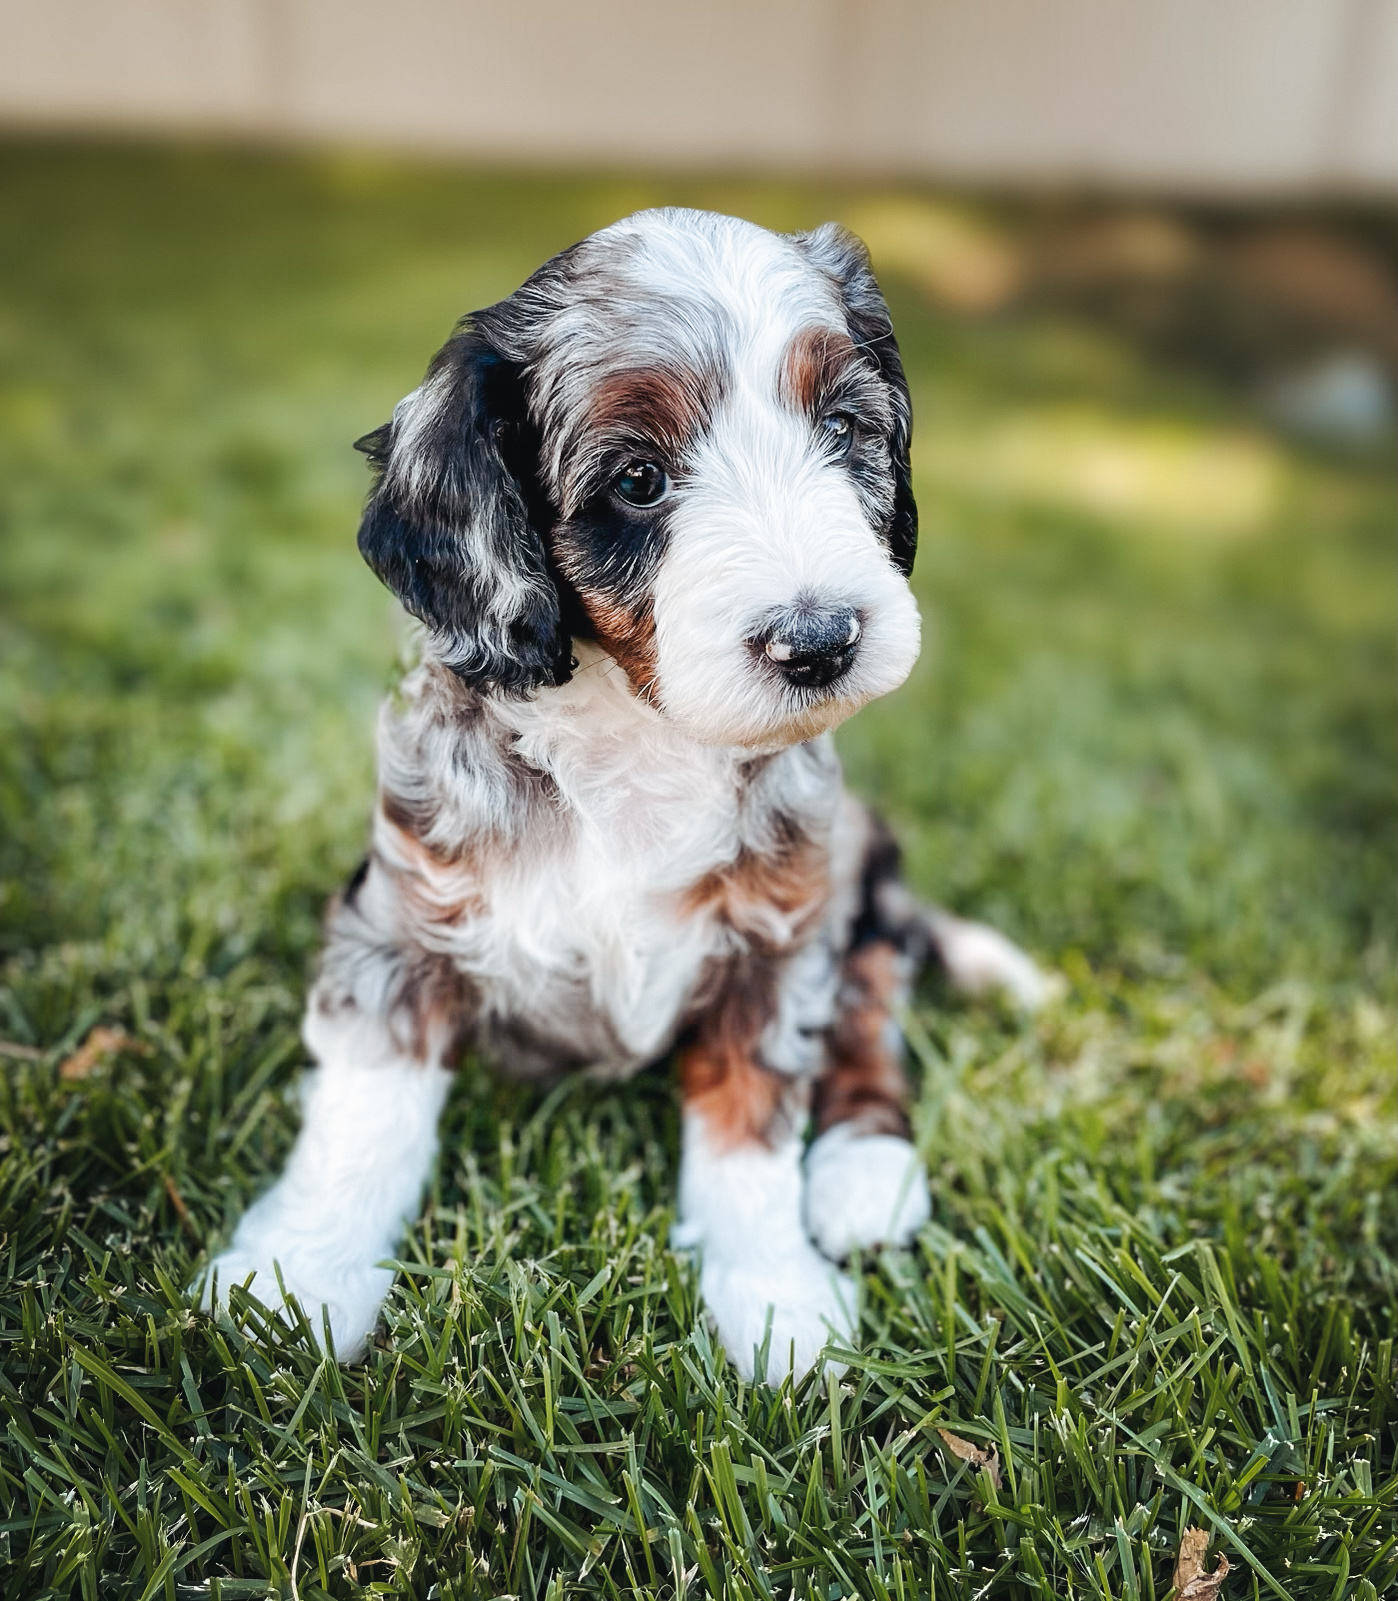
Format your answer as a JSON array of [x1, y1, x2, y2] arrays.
[[819, 412, 855, 453], [613, 461, 669, 506]]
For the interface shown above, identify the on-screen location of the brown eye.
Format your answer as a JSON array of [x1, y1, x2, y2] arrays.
[[819, 412, 855, 454], [613, 461, 669, 507]]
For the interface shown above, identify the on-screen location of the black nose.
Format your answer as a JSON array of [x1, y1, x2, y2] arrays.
[[753, 604, 862, 690]]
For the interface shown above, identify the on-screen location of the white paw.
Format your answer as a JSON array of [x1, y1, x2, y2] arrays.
[[699, 1239, 856, 1382], [928, 911, 1061, 1010], [804, 1126, 931, 1259], [197, 1243, 392, 1361]]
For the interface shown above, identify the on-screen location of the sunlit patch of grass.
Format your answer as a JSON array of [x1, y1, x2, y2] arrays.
[[921, 406, 1285, 537], [0, 142, 1394, 1599], [843, 196, 1024, 313]]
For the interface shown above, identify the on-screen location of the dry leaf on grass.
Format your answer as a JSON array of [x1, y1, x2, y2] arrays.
[[163, 1173, 196, 1235], [935, 1428, 1001, 1490], [1173, 1527, 1230, 1598], [59, 1026, 148, 1081], [0, 1038, 43, 1060]]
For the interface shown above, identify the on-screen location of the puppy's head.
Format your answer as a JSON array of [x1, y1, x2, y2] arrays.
[[358, 209, 920, 747]]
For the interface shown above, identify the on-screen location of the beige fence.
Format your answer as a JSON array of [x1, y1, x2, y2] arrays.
[[2, 0, 1395, 194]]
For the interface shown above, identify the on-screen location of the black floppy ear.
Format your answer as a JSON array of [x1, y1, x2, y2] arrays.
[[355, 321, 569, 693], [795, 222, 918, 577]]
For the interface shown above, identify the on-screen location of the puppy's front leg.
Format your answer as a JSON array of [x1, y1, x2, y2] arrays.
[[675, 1000, 855, 1382], [201, 977, 455, 1360]]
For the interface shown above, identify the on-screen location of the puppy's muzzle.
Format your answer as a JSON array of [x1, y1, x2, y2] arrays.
[[752, 603, 862, 691]]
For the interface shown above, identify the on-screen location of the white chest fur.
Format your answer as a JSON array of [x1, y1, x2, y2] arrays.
[[386, 645, 841, 1073]]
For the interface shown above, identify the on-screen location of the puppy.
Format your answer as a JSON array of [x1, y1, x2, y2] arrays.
[[202, 209, 1046, 1380]]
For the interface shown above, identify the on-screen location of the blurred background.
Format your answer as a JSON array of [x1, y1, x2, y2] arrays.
[[5, 0, 1397, 190], [1, 1, 1394, 1007]]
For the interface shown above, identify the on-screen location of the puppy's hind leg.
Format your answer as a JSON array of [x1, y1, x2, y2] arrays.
[[804, 938, 930, 1261], [805, 810, 1055, 1262]]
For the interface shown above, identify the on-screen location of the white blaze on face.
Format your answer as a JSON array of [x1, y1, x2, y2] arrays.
[[616, 217, 920, 748], [653, 395, 920, 747]]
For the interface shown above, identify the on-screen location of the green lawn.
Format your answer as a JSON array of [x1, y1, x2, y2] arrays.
[[0, 142, 1394, 1600]]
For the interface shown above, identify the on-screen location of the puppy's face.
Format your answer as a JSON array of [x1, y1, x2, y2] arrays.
[[358, 210, 920, 749]]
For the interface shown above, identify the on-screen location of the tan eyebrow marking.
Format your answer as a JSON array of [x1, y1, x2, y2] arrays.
[[587, 365, 717, 456], [778, 324, 862, 416]]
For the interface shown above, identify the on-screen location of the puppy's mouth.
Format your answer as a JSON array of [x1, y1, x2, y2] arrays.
[[748, 602, 863, 693]]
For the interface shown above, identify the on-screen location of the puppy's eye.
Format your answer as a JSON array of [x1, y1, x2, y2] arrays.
[[819, 412, 855, 453], [613, 461, 669, 507]]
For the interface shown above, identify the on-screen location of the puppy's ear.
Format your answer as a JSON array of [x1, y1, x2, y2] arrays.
[[356, 321, 569, 693], [795, 222, 918, 576]]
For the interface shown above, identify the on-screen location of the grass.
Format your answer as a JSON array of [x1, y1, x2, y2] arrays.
[[0, 141, 1394, 1599]]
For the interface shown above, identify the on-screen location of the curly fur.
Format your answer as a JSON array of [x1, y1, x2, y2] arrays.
[[200, 209, 1047, 1379]]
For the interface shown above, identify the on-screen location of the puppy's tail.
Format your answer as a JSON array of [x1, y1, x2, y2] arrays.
[[853, 817, 1058, 1012]]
